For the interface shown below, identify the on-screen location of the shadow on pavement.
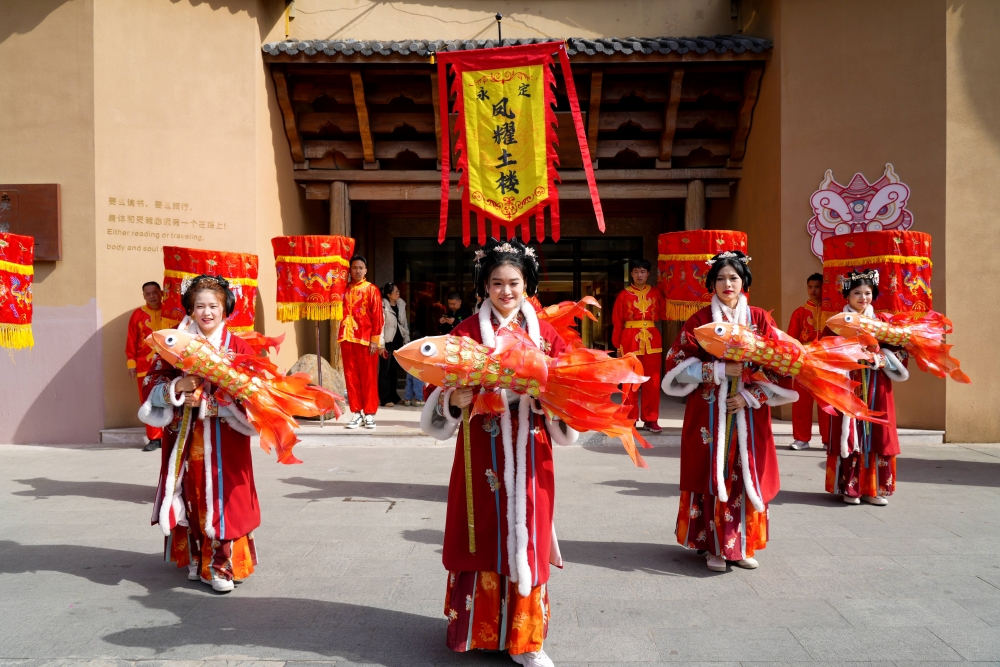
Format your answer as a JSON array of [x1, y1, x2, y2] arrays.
[[581, 444, 680, 459], [898, 456, 1000, 488], [0, 540, 486, 665], [397, 530, 709, 578], [281, 477, 448, 502], [11, 477, 152, 504], [598, 479, 679, 498]]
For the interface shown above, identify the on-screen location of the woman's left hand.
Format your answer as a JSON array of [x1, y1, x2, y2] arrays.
[[380, 349, 389, 359], [726, 392, 748, 413]]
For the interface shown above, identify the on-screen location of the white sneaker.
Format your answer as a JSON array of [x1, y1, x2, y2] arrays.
[[842, 494, 861, 505], [736, 557, 759, 569], [211, 573, 234, 593], [363, 414, 376, 429], [707, 555, 727, 572], [789, 440, 810, 450], [511, 650, 554, 667], [345, 413, 363, 429], [862, 494, 888, 506], [187, 563, 200, 581]]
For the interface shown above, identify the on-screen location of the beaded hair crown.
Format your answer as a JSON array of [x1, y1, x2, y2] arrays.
[[705, 250, 752, 266], [839, 268, 880, 289], [181, 274, 232, 296]]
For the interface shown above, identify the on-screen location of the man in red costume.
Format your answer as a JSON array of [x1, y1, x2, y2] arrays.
[[786, 273, 823, 450], [339, 255, 384, 429], [126, 281, 176, 451], [612, 259, 663, 433]]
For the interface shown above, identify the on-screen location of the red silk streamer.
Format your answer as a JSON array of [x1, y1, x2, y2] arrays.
[[436, 41, 603, 246]]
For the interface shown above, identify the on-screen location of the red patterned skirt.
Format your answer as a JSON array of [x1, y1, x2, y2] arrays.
[[826, 452, 896, 498], [675, 468, 769, 560], [444, 570, 549, 655]]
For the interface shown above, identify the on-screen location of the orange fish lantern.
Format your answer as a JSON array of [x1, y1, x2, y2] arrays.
[[0, 232, 34, 350], [658, 230, 749, 321], [825, 310, 970, 384], [395, 327, 651, 468], [822, 230, 932, 325], [535, 296, 599, 350], [272, 235, 354, 322], [146, 328, 341, 464], [162, 246, 259, 332], [692, 322, 886, 424]]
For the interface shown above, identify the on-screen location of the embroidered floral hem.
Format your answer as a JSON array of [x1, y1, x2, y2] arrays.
[[675, 474, 769, 560], [826, 452, 896, 498], [444, 570, 549, 655]]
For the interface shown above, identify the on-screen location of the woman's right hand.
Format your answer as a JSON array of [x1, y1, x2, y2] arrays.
[[175, 377, 202, 393], [451, 387, 474, 409], [724, 362, 743, 377]]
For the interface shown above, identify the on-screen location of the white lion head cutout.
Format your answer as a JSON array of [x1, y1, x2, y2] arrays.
[[807, 163, 913, 259]]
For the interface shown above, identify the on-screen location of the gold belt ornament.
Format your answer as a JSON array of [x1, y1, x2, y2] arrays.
[[624, 320, 655, 329]]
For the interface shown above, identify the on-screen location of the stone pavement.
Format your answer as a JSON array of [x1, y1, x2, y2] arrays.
[[2, 437, 1000, 666]]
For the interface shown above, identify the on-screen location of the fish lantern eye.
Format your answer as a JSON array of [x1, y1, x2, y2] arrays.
[[714, 325, 725, 336], [164, 334, 177, 346], [420, 341, 438, 357], [844, 315, 854, 324]]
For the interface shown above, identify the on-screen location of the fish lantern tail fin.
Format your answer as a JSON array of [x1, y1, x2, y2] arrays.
[[540, 346, 649, 468], [241, 399, 303, 465]]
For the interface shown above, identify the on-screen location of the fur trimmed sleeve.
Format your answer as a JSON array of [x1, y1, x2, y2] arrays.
[[880, 349, 910, 382], [546, 416, 580, 446], [420, 387, 461, 441]]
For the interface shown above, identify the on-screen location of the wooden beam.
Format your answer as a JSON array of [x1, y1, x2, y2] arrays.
[[291, 80, 354, 104], [685, 179, 706, 230], [672, 138, 731, 157], [329, 181, 350, 236], [271, 67, 306, 166], [305, 139, 436, 160], [729, 66, 763, 163], [586, 71, 603, 158], [350, 70, 378, 169], [430, 72, 443, 163], [657, 69, 685, 167], [302, 181, 693, 201], [294, 167, 742, 182], [299, 112, 359, 134], [706, 182, 732, 198], [596, 139, 659, 159]]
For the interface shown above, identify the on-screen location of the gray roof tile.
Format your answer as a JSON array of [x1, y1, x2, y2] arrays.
[[262, 35, 772, 58]]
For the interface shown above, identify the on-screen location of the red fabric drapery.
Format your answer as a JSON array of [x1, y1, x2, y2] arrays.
[[162, 246, 259, 332], [0, 232, 34, 349], [657, 230, 749, 321], [436, 41, 602, 246], [821, 230, 932, 325], [271, 235, 355, 322]]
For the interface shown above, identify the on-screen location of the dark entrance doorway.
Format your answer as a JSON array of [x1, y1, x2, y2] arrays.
[[394, 236, 642, 350]]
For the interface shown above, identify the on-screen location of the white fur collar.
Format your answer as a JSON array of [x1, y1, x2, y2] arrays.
[[478, 298, 541, 349], [844, 303, 875, 317], [711, 293, 749, 325]]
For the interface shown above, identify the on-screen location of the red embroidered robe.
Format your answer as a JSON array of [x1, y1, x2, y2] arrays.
[[428, 315, 568, 589], [822, 314, 907, 458], [143, 327, 261, 541], [663, 305, 785, 504]]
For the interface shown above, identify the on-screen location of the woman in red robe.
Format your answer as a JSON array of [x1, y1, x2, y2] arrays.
[[420, 238, 574, 667], [822, 269, 908, 505], [661, 251, 798, 573], [138, 275, 260, 593]]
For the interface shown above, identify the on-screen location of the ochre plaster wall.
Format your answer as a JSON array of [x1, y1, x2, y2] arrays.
[[944, 1, 1000, 442], [287, 0, 736, 41], [0, 0, 105, 443], [776, 0, 947, 431], [94, 0, 308, 431], [729, 0, 781, 318]]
